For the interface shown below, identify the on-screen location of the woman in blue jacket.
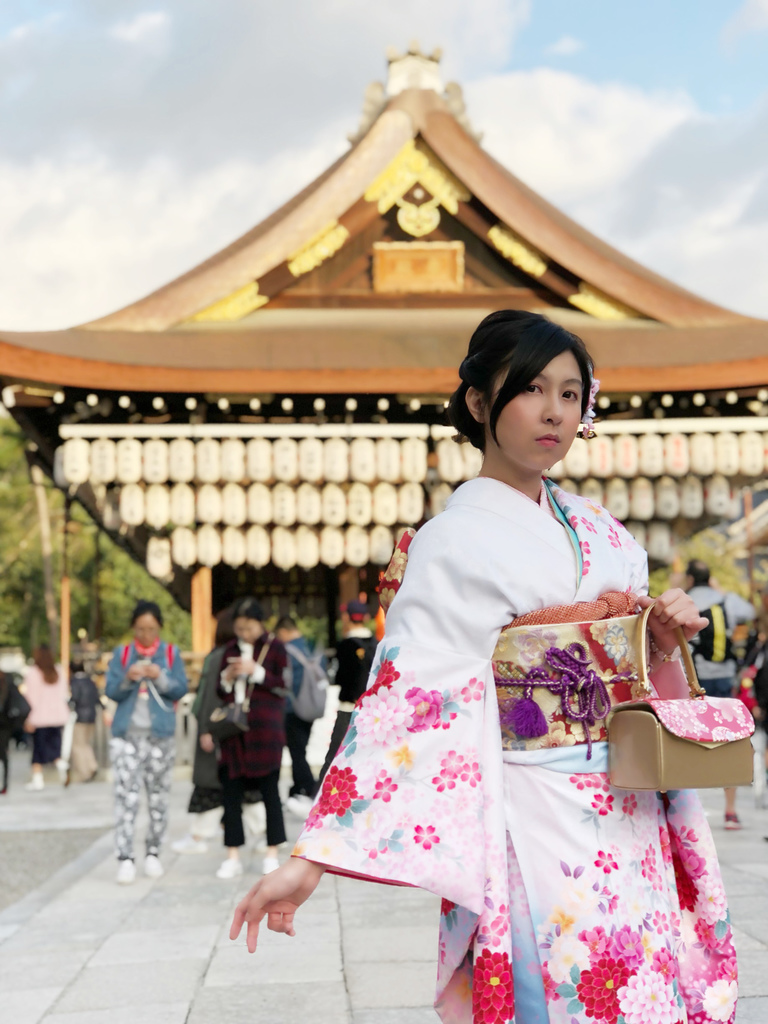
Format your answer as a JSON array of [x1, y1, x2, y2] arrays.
[[106, 600, 188, 885]]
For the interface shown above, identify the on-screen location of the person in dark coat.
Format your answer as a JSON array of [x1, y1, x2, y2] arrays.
[[68, 661, 101, 783], [215, 597, 288, 879], [0, 671, 28, 794]]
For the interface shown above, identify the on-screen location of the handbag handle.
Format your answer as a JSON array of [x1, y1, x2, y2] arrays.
[[638, 601, 705, 697]]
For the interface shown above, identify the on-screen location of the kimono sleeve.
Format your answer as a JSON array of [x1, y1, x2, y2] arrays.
[[293, 509, 511, 916]]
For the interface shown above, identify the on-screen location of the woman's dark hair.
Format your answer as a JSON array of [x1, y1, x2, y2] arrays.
[[130, 600, 164, 627], [232, 597, 265, 623], [70, 659, 85, 674], [447, 310, 594, 451], [214, 607, 236, 647], [34, 644, 58, 684]]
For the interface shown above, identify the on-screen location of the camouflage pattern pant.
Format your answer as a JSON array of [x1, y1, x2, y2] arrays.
[[110, 733, 175, 860]]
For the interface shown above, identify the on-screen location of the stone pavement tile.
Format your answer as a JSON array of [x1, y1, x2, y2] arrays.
[[724, 893, 768, 921], [142, 882, 234, 907], [733, 918, 768, 947], [43, 1003, 190, 1024], [340, 899, 439, 929], [2, 899, 132, 953], [89, 925, 219, 966], [221, 911, 340, 949], [720, 866, 767, 897], [122, 901, 231, 932], [54, 876, 155, 904], [342, 924, 438, 963], [0, 922, 19, 943], [735, 950, 768, 998], [353, 1010, 440, 1024], [0, 949, 93, 993], [188, 981, 350, 1024], [731, 924, 768, 952], [54, 959, 206, 1013], [734, 861, 768, 881], [737, 996, 768, 1023], [1, 987, 62, 1024], [346, 961, 435, 1010], [204, 942, 342, 987]]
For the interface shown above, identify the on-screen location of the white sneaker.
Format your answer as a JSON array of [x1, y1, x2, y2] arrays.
[[242, 801, 267, 837], [55, 758, 69, 785], [25, 775, 44, 791], [171, 834, 208, 855], [285, 795, 314, 820], [116, 860, 136, 885], [216, 858, 243, 879], [262, 855, 280, 875], [144, 854, 164, 879]]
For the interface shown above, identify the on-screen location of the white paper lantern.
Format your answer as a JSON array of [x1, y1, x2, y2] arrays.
[[246, 438, 272, 482], [168, 437, 195, 483], [715, 433, 740, 476], [347, 482, 373, 526], [170, 483, 196, 526], [563, 437, 590, 480], [371, 482, 398, 526], [220, 439, 246, 483], [246, 524, 271, 568], [53, 447, 66, 489], [604, 479, 630, 521], [690, 433, 716, 476], [430, 483, 454, 517], [654, 477, 680, 520], [272, 483, 297, 526], [629, 478, 654, 521], [119, 483, 145, 526], [116, 438, 142, 484], [547, 459, 565, 481], [398, 482, 425, 524], [323, 438, 349, 483], [613, 436, 639, 479], [345, 526, 369, 567], [589, 436, 614, 479], [319, 526, 345, 568], [146, 537, 172, 579], [143, 439, 169, 484], [145, 484, 170, 529], [705, 475, 732, 517], [663, 433, 689, 478], [247, 483, 272, 525], [321, 483, 347, 526], [680, 476, 704, 519], [436, 438, 464, 483], [196, 484, 222, 524], [559, 479, 577, 495], [400, 438, 428, 483], [638, 434, 664, 477], [221, 483, 247, 527], [90, 438, 116, 485], [296, 483, 322, 525], [298, 437, 324, 483], [171, 527, 196, 568], [295, 526, 320, 569], [369, 525, 395, 565], [647, 522, 673, 563], [61, 438, 90, 486], [273, 438, 299, 483], [271, 527, 297, 570], [197, 525, 222, 567], [739, 432, 764, 476], [222, 527, 247, 567], [462, 444, 484, 480], [376, 438, 401, 482], [196, 439, 221, 483], [349, 438, 376, 483], [580, 478, 604, 506], [624, 521, 647, 549]]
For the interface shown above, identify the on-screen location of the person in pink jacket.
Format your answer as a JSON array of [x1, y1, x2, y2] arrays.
[[23, 645, 69, 791]]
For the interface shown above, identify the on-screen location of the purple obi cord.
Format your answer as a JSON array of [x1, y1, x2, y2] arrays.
[[497, 643, 634, 759]]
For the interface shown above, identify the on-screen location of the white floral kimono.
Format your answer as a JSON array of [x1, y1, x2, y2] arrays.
[[294, 477, 737, 1024]]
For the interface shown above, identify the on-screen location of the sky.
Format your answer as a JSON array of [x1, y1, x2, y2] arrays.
[[1, 0, 768, 330]]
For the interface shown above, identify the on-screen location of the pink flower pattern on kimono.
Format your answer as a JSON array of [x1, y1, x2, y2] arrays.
[[405, 687, 444, 731], [595, 848, 619, 874], [618, 964, 679, 1024], [354, 690, 412, 746], [461, 677, 484, 703], [413, 824, 440, 851], [373, 771, 398, 802]]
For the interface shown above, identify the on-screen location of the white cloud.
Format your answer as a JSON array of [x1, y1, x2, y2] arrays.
[[109, 11, 170, 46], [544, 35, 584, 56], [1, 13, 62, 46], [721, 0, 768, 49]]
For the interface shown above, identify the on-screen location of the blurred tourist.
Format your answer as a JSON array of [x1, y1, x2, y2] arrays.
[[23, 645, 69, 791], [105, 600, 188, 884], [0, 670, 31, 794], [68, 660, 102, 783], [275, 616, 322, 820]]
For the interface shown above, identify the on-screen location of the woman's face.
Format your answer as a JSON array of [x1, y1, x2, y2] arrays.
[[234, 616, 264, 644], [470, 350, 584, 477], [133, 613, 161, 645]]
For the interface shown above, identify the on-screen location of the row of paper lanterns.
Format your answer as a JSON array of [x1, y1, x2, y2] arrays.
[[550, 431, 767, 480], [561, 475, 738, 522], [146, 524, 400, 578], [59, 436, 484, 487]]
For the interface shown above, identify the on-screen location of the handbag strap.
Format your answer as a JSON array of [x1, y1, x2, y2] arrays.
[[638, 602, 704, 697], [242, 633, 274, 711]]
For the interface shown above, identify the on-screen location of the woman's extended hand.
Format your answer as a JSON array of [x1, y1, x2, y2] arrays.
[[230, 857, 325, 953], [637, 589, 708, 654]]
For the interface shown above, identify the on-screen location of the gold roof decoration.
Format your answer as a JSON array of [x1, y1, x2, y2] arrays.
[[568, 282, 639, 322]]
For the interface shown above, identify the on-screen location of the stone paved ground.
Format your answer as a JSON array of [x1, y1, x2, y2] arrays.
[[1, 747, 767, 1023]]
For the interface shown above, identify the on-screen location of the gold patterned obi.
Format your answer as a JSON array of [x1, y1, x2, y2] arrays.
[[492, 614, 653, 756]]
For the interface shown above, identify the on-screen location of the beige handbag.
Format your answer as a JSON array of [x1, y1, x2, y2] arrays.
[[608, 605, 755, 792]]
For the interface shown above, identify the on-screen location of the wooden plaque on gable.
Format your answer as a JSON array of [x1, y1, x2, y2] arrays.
[[372, 241, 465, 294]]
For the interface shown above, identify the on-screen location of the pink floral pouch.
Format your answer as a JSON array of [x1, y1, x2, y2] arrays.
[[646, 697, 755, 743]]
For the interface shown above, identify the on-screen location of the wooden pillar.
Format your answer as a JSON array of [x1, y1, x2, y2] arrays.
[[60, 497, 71, 679], [191, 567, 214, 653]]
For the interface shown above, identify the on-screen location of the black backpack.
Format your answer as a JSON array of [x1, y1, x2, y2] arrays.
[[690, 602, 733, 664]]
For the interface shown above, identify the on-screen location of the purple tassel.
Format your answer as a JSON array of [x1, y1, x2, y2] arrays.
[[508, 697, 548, 738]]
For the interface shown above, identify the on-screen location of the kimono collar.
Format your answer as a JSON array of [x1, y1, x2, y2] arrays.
[[447, 476, 555, 523]]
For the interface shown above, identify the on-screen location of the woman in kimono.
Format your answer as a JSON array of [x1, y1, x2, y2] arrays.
[[231, 311, 739, 1024]]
